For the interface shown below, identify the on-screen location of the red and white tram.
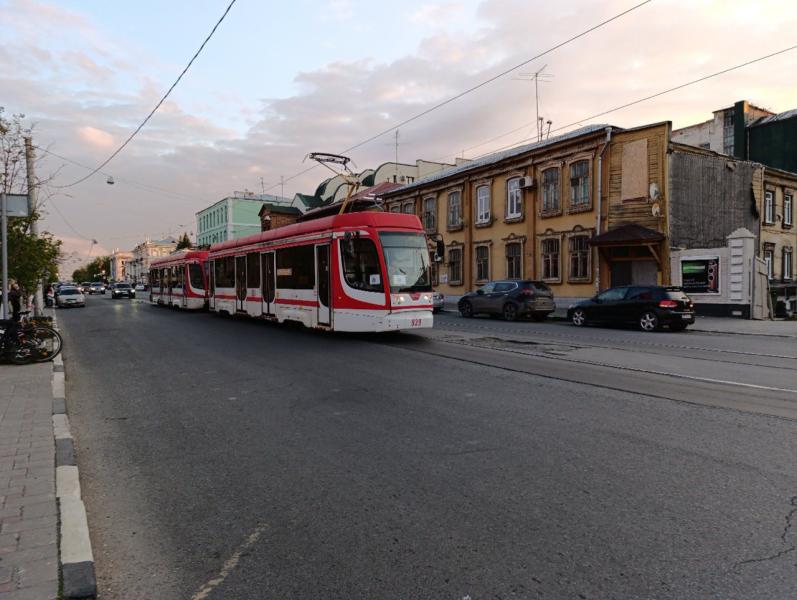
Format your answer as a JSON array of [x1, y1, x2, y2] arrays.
[[150, 250, 209, 310], [207, 212, 433, 332]]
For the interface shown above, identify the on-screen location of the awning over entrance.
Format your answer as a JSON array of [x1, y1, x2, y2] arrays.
[[590, 224, 665, 246], [591, 224, 666, 287]]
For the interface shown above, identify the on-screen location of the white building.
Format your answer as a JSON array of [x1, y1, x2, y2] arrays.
[[128, 238, 177, 283], [109, 249, 133, 282]]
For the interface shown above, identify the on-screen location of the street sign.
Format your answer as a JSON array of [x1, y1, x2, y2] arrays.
[[4, 194, 29, 217]]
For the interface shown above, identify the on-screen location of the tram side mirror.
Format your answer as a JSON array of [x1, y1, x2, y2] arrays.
[[435, 240, 445, 262]]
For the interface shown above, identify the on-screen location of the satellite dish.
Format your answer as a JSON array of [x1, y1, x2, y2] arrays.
[[649, 182, 660, 200]]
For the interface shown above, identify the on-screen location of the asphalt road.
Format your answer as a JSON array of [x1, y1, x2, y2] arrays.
[[58, 295, 797, 599]]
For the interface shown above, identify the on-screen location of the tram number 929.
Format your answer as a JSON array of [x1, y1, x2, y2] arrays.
[[411, 318, 422, 327]]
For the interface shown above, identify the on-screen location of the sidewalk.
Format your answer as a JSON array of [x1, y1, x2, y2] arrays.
[[0, 363, 58, 600]]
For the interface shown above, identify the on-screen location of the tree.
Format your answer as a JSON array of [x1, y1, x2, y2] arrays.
[[176, 232, 192, 250], [1, 107, 62, 294], [72, 256, 111, 283]]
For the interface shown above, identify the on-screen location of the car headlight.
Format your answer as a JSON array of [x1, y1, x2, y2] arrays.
[[568, 304, 576, 309]]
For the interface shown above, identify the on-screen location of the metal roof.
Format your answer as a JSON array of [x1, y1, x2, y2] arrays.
[[383, 124, 612, 196], [752, 108, 797, 126]]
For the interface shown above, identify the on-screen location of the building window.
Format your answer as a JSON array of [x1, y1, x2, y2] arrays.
[[390, 205, 400, 213], [764, 191, 775, 224], [447, 191, 462, 229], [542, 168, 560, 212], [448, 247, 463, 285], [402, 202, 415, 214], [423, 197, 436, 231], [784, 247, 794, 280], [506, 178, 522, 219], [784, 193, 793, 227], [764, 247, 774, 279], [541, 238, 560, 280], [568, 236, 590, 280], [569, 160, 590, 208], [475, 246, 490, 282], [406, 176, 415, 184], [476, 185, 491, 224], [506, 243, 522, 279], [723, 110, 735, 156]]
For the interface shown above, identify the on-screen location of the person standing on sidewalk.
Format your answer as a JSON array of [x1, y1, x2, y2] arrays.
[[8, 280, 22, 322]]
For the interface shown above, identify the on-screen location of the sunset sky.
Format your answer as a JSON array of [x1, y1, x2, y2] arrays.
[[2, 0, 796, 272]]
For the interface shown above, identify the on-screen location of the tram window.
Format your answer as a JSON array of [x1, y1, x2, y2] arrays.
[[276, 245, 314, 289], [214, 256, 235, 287], [341, 238, 383, 292], [174, 267, 183, 289], [246, 253, 260, 288], [151, 269, 159, 286], [189, 264, 204, 289]]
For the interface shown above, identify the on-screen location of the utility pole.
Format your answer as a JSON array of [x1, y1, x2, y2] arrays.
[[24, 137, 43, 316], [1, 183, 7, 320], [280, 175, 284, 201]]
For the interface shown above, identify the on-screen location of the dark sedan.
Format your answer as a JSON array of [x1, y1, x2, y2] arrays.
[[111, 283, 136, 299], [458, 280, 555, 321], [567, 285, 695, 331]]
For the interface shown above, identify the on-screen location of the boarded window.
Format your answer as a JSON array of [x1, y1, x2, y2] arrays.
[[621, 139, 648, 201], [506, 243, 522, 279], [475, 246, 490, 281]]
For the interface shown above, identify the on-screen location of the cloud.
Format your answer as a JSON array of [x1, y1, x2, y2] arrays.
[[78, 126, 115, 149], [2, 0, 796, 257]]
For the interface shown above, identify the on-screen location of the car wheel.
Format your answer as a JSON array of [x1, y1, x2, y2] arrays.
[[503, 303, 518, 321], [670, 322, 688, 332], [639, 311, 659, 332], [459, 300, 473, 318], [571, 308, 587, 327]]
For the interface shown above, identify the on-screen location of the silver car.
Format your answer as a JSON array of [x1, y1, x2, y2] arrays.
[[56, 287, 86, 308]]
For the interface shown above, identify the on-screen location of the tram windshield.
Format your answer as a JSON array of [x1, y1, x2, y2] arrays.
[[379, 232, 432, 293]]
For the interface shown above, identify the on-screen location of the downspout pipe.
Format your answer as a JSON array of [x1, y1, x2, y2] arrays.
[[595, 127, 612, 292]]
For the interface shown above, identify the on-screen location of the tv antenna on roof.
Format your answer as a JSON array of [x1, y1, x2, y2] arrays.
[[514, 64, 554, 142]]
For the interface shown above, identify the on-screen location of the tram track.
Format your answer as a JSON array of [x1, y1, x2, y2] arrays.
[[376, 333, 797, 421], [432, 320, 797, 368]]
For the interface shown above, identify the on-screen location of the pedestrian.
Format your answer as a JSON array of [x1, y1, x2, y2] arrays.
[[8, 280, 22, 322], [45, 284, 54, 307]]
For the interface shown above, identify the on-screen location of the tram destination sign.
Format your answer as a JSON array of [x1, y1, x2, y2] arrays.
[[681, 257, 720, 293]]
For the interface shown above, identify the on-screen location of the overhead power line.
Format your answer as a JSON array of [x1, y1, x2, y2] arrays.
[[261, 0, 654, 192], [37, 146, 204, 204], [53, 0, 237, 189], [469, 43, 797, 160]]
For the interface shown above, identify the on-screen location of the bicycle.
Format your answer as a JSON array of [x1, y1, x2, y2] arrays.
[[0, 312, 63, 364]]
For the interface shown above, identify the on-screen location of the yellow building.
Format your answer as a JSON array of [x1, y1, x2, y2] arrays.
[[758, 168, 796, 313], [383, 123, 671, 307]]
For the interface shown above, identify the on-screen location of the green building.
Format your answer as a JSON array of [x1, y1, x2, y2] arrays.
[[195, 193, 294, 246]]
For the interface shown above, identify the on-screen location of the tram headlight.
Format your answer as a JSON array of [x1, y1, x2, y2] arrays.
[[422, 294, 431, 302], [395, 295, 406, 304]]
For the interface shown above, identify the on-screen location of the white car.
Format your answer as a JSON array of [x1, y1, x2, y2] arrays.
[[56, 287, 86, 308], [432, 291, 445, 313], [134, 283, 146, 292]]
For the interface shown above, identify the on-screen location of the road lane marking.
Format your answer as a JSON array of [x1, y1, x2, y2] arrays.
[[191, 523, 268, 600]]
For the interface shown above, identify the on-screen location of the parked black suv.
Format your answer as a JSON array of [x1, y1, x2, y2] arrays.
[[567, 285, 695, 331], [458, 280, 555, 321]]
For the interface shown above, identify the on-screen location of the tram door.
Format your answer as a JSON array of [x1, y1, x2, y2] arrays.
[[235, 255, 247, 312], [208, 260, 216, 311], [261, 251, 276, 316], [316, 244, 330, 326]]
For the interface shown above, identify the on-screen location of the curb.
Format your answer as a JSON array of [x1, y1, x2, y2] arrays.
[[50, 312, 98, 599]]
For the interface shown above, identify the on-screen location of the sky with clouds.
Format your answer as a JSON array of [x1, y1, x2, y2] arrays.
[[1, 0, 796, 273]]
